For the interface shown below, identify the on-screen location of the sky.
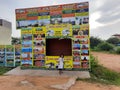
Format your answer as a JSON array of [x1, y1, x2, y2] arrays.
[[0, 0, 120, 40]]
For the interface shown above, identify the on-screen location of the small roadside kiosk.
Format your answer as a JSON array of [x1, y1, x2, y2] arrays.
[[16, 2, 90, 70]]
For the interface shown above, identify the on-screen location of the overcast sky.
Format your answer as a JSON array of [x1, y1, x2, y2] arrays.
[[0, 0, 120, 40]]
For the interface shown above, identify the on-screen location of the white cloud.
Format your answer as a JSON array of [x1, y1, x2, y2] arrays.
[[90, 12, 103, 29]]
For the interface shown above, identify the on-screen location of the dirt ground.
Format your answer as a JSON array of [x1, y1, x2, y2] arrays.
[[91, 52, 120, 73], [0, 76, 69, 90], [0, 75, 120, 90], [70, 81, 120, 90], [0, 52, 120, 90]]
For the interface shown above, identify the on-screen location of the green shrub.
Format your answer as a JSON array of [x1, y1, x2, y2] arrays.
[[116, 47, 120, 54], [106, 37, 120, 45], [96, 42, 114, 51], [90, 36, 103, 49], [89, 55, 120, 85], [0, 67, 12, 75]]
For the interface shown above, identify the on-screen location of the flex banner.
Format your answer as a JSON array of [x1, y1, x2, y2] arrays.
[[46, 24, 72, 38], [21, 28, 33, 66], [45, 56, 73, 69], [15, 2, 90, 70], [0, 45, 5, 66], [6, 45, 15, 67]]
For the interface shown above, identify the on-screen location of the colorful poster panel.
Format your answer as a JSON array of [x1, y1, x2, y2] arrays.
[[73, 56, 81, 68], [81, 56, 89, 68], [81, 56, 89, 62], [50, 5, 62, 24], [81, 62, 89, 69], [73, 50, 80, 56], [46, 24, 72, 38], [33, 28, 45, 67], [21, 28, 33, 66], [62, 3, 75, 25], [16, 20, 28, 29], [21, 52, 32, 67], [73, 38, 81, 50], [33, 27, 45, 40], [34, 60, 45, 67], [80, 24, 89, 36], [6, 45, 15, 67], [45, 56, 58, 69], [38, 16, 50, 26], [72, 25, 80, 36], [33, 54, 45, 61], [45, 56, 73, 69], [33, 39, 45, 47], [16, 2, 89, 29], [38, 6, 50, 26], [73, 25, 89, 37], [64, 56, 73, 69], [21, 60, 32, 67], [15, 44, 21, 66], [62, 14, 75, 25], [75, 2, 89, 16], [81, 49, 89, 55], [0, 45, 5, 66], [75, 16, 89, 25], [75, 2, 89, 9]]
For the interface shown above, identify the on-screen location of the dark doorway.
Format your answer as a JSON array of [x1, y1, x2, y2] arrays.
[[46, 38, 72, 56]]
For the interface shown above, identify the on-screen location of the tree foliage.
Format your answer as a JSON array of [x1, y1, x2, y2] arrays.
[[116, 47, 120, 54], [96, 42, 114, 51], [90, 36, 103, 49], [106, 37, 120, 45], [12, 37, 21, 45]]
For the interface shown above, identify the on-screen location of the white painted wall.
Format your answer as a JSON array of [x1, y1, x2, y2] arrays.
[[0, 20, 12, 45]]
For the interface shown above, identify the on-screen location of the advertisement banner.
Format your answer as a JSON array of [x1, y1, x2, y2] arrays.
[[38, 6, 50, 13], [50, 5, 62, 11], [16, 2, 90, 70], [45, 56, 73, 69], [62, 4, 76, 10], [6, 45, 15, 67], [32, 27, 45, 37], [15, 2, 88, 29], [0, 45, 5, 66], [46, 24, 72, 38], [33, 27, 45, 67], [26, 8, 38, 17], [15, 44, 21, 66], [64, 56, 73, 69], [21, 28, 33, 66], [75, 2, 89, 9], [45, 56, 58, 69]]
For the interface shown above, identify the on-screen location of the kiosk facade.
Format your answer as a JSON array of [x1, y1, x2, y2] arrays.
[[16, 2, 90, 70]]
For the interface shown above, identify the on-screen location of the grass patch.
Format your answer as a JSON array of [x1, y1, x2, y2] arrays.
[[77, 55, 120, 86], [0, 67, 13, 75]]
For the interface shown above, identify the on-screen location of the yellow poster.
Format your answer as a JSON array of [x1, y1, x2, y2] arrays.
[[21, 28, 32, 34], [32, 27, 46, 38], [46, 24, 72, 38], [64, 56, 73, 69], [45, 56, 58, 68], [80, 24, 89, 31], [45, 56, 73, 69]]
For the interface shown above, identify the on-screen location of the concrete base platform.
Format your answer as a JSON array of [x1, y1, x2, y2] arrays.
[[4, 67, 90, 78]]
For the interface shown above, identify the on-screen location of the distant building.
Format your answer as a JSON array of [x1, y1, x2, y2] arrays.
[[0, 19, 12, 45], [112, 34, 120, 39]]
